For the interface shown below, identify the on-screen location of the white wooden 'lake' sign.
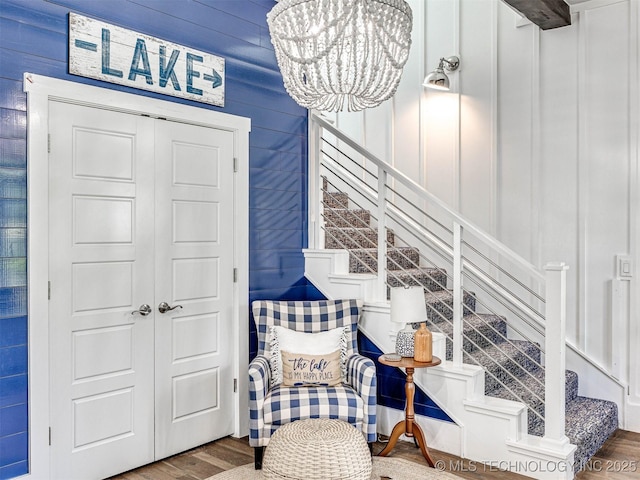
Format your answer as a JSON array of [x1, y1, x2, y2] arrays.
[[69, 13, 225, 107]]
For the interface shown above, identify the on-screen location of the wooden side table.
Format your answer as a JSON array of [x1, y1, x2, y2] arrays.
[[377, 355, 442, 467]]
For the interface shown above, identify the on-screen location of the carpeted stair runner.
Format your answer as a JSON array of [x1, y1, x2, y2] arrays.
[[320, 180, 618, 472]]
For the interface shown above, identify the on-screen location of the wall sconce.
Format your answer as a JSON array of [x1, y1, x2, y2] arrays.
[[423, 56, 460, 91]]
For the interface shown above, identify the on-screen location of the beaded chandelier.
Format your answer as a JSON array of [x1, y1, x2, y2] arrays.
[[267, 0, 413, 112]]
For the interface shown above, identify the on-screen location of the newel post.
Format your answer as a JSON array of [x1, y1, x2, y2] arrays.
[[308, 119, 322, 249], [543, 262, 569, 443]]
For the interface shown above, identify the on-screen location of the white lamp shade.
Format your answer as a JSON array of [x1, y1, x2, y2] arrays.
[[390, 286, 427, 326]]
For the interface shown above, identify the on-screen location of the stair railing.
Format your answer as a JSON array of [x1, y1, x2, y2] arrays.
[[309, 113, 569, 444], [321, 148, 549, 429]]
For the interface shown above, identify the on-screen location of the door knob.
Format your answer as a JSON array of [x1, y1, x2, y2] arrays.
[[131, 304, 152, 316], [158, 302, 183, 314]]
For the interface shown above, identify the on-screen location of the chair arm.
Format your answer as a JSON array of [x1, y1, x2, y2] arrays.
[[346, 353, 376, 396], [249, 354, 271, 397], [249, 355, 271, 446], [346, 354, 377, 442]]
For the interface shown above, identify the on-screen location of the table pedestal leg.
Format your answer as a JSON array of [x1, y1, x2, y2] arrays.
[[377, 420, 435, 466], [377, 421, 405, 457], [412, 420, 435, 467], [377, 366, 435, 466]]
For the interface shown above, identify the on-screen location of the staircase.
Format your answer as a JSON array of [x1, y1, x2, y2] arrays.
[[319, 178, 618, 473]]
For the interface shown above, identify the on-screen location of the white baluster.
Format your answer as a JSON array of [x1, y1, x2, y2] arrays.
[[452, 222, 463, 366], [377, 168, 387, 302]]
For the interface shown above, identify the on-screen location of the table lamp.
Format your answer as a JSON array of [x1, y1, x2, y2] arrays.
[[390, 286, 427, 357]]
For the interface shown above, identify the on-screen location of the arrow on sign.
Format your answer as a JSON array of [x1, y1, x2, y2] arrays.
[[203, 68, 223, 89]]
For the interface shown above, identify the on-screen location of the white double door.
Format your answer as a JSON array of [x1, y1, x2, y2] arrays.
[[48, 101, 235, 479]]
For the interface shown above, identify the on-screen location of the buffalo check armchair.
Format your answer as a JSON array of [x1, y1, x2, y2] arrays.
[[249, 299, 377, 469]]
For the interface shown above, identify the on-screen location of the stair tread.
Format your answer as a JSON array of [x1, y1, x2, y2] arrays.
[[326, 226, 376, 231], [565, 397, 619, 470], [425, 289, 459, 302], [323, 192, 349, 208], [490, 369, 580, 438], [525, 396, 618, 470], [491, 369, 579, 408], [423, 289, 477, 324], [430, 313, 507, 351], [325, 226, 395, 250], [434, 313, 505, 331], [387, 268, 448, 293], [467, 339, 540, 364], [324, 208, 369, 213], [466, 340, 541, 394], [322, 208, 371, 228], [323, 193, 348, 199], [388, 267, 447, 279], [391, 266, 445, 274], [349, 246, 416, 253]]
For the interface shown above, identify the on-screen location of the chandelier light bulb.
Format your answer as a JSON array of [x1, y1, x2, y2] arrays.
[[267, 0, 413, 112]]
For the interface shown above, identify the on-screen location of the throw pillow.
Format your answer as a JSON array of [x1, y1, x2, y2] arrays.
[[269, 326, 348, 387], [281, 349, 342, 386]]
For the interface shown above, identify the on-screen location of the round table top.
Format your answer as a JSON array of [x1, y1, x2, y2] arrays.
[[378, 355, 441, 369]]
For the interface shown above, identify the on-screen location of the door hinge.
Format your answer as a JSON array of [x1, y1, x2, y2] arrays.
[[48, 281, 51, 300], [233, 268, 238, 283], [49, 427, 51, 446], [233, 378, 238, 393], [48, 134, 51, 153], [233, 157, 238, 172]]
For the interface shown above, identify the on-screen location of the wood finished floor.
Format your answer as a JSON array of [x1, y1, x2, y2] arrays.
[[109, 429, 640, 480]]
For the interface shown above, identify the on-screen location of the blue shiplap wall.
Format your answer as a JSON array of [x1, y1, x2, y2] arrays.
[[0, 0, 310, 477], [0, 2, 453, 477]]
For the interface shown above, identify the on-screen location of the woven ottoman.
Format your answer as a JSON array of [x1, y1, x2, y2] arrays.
[[262, 419, 372, 480]]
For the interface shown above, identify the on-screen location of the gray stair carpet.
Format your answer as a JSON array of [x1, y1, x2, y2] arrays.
[[320, 181, 618, 472]]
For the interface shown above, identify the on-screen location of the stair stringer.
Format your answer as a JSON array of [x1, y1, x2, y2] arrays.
[[305, 248, 577, 480]]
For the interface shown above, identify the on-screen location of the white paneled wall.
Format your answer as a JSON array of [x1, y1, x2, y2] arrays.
[[424, 0, 458, 208], [538, 14, 580, 348], [459, 0, 497, 235], [328, 0, 639, 430]]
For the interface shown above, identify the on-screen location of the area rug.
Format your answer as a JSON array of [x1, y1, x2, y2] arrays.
[[206, 457, 464, 480]]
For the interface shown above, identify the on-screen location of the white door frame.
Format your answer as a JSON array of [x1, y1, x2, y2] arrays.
[[24, 73, 250, 479]]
